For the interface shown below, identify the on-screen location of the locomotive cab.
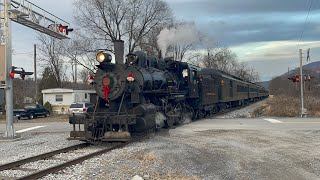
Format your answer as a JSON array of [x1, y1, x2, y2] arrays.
[[166, 60, 200, 98]]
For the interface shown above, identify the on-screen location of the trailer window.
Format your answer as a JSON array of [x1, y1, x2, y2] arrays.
[[56, 95, 63, 102]]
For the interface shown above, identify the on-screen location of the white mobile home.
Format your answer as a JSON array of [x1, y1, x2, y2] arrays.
[[42, 88, 96, 114]]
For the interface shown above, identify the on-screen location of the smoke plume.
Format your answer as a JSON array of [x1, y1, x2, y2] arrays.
[[157, 23, 201, 58]]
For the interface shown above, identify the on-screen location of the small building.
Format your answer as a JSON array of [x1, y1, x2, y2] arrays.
[[42, 88, 96, 114]]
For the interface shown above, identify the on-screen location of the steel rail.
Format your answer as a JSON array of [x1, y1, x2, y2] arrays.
[[0, 143, 89, 171], [17, 142, 131, 180]]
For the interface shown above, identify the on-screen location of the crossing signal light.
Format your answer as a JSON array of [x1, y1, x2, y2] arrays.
[[58, 25, 74, 35], [305, 74, 313, 82], [288, 75, 300, 82], [10, 66, 33, 80], [59, 25, 64, 33], [10, 72, 15, 79]]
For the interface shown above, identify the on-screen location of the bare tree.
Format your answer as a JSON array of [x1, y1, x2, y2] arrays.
[[138, 21, 172, 56], [167, 44, 193, 61], [61, 33, 97, 81], [200, 47, 237, 72], [126, 0, 172, 53], [74, 0, 173, 53], [79, 68, 92, 84], [74, 0, 127, 42], [195, 46, 261, 82], [37, 34, 67, 87]]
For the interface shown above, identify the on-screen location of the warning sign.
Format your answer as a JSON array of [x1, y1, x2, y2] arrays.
[[0, 45, 5, 81]]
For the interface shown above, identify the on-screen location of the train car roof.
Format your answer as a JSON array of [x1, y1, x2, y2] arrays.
[[199, 68, 249, 84], [199, 68, 267, 90]]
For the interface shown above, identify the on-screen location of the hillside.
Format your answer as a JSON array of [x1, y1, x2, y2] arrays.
[[283, 61, 320, 77], [257, 81, 270, 89], [261, 61, 320, 89]]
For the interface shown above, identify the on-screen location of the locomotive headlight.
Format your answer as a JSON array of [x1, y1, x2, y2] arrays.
[[96, 51, 113, 63], [96, 52, 106, 63]]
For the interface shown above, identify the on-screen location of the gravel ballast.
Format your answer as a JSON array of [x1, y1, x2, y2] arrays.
[[0, 132, 82, 165]]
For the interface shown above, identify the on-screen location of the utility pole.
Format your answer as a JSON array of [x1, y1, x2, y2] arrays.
[[4, 0, 15, 137], [34, 44, 37, 103], [299, 49, 306, 117], [74, 58, 77, 83]]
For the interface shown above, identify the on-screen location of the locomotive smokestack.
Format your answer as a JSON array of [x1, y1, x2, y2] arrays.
[[158, 50, 162, 59], [114, 40, 124, 64]]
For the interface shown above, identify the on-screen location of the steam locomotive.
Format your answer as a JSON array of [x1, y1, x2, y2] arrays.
[[69, 41, 269, 142]]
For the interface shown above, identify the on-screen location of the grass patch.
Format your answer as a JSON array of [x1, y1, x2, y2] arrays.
[[252, 95, 320, 117]]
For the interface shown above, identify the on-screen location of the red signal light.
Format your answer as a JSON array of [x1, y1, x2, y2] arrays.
[[10, 72, 15, 79], [58, 25, 73, 35], [59, 26, 64, 32], [288, 75, 300, 83]]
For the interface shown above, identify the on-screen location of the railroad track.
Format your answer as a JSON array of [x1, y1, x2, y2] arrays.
[[0, 142, 131, 180]]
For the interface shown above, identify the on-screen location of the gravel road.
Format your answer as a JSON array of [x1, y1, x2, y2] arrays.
[[38, 129, 320, 180], [1, 100, 320, 180]]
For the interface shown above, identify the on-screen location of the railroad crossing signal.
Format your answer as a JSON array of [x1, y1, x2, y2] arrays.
[[10, 66, 33, 80], [288, 75, 314, 83], [58, 25, 73, 35], [1, 0, 72, 138]]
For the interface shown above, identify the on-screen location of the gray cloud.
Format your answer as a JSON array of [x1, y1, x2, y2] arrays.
[[201, 19, 320, 46], [166, 0, 320, 47], [167, 0, 318, 16]]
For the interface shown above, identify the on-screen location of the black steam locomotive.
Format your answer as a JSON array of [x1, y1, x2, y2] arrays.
[[69, 41, 269, 142]]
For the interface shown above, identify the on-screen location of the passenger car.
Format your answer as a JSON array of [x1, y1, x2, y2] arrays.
[[68, 102, 92, 115], [68, 102, 93, 124]]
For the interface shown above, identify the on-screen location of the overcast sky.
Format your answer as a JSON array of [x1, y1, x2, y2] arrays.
[[6, 0, 320, 81]]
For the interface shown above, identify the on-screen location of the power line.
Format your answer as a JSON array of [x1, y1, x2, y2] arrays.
[[297, 0, 314, 48]]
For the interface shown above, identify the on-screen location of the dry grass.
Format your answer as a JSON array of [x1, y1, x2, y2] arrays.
[[251, 103, 270, 118], [252, 95, 320, 117]]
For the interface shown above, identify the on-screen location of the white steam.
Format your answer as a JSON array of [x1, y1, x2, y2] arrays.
[[157, 23, 201, 58]]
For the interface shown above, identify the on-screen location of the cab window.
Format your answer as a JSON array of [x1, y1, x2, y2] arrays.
[[190, 70, 197, 84]]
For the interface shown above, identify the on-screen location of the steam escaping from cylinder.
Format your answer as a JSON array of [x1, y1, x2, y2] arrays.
[[157, 23, 201, 58]]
